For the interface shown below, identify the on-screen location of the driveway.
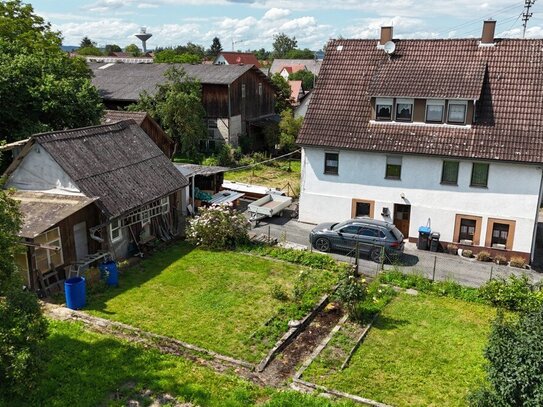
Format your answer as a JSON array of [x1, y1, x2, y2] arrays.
[[248, 208, 543, 288]]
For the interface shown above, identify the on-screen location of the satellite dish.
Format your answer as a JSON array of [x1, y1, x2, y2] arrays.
[[383, 41, 396, 54]]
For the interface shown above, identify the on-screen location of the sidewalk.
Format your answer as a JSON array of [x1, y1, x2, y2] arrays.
[[250, 215, 543, 288]]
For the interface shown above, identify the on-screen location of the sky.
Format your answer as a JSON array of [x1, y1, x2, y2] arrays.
[[31, 0, 543, 50]]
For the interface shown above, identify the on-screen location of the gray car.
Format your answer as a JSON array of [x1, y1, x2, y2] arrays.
[[309, 218, 405, 262]]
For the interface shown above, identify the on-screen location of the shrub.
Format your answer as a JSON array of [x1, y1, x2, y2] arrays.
[[201, 156, 219, 166], [333, 270, 368, 322], [494, 254, 507, 265], [476, 251, 492, 262], [270, 284, 289, 301], [187, 205, 250, 249], [509, 255, 527, 269], [479, 274, 542, 312], [447, 244, 459, 254], [462, 249, 473, 258]]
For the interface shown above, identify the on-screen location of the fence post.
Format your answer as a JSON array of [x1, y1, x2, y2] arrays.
[[489, 266, 493, 281], [432, 256, 437, 281], [268, 225, 271, 243], [355, 242, 360, 276], [380, 246, 385, 272]]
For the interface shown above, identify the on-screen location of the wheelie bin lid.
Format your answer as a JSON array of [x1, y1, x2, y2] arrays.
[[418, 226, 431, 234]]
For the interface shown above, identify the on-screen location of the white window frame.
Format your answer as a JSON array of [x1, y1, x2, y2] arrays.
[[258, 83, 263, 96], [447, 100, 468, 124], [110, 218, 122, 243], [395, 98, 414, 122], [161, 197, 170, 214], [34, 227, 64, 271], [375, 97, 393, 121], [425, 99, 445, 123]]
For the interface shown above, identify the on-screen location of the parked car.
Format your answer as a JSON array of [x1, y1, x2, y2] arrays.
[[309, 218, 405, 262]]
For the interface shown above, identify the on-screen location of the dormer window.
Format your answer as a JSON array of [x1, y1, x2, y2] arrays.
[[395, 99, 413, 122], [426, 99, 445, 123], [448, 101, 467, 124], [376, 98, 393, 121]]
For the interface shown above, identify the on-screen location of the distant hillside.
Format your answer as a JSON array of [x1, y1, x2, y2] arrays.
[[61, 45, 78, 52]]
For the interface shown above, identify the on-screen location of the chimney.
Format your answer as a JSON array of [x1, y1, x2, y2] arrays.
[[380, 26, 393, 45], [481, 20, 496, 45]]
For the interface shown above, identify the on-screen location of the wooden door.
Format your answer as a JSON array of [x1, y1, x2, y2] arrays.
[[393, 204, 411, 238], [73, 221, 88, 261]]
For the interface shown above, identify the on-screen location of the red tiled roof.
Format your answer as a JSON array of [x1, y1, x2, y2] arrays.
[[218, 52, 260, 68], [281, 64, 306, 75], [289, 80, 303, 102], [297, 38, 543, 164]]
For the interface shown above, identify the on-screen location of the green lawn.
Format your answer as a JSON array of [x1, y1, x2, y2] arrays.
[[85, 242, 337, 363], [303, 293, 495, 407], [9, 320, 355, 407], [224, 160, 301, 195]]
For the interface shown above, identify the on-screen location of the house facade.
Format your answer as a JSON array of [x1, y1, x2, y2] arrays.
[[297, 22, 543, 263], [90, 63, 276, 149], [5, 121, 188, 292], [214, 52, 260, 68]]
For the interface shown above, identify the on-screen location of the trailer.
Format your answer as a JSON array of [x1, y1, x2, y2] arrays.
[[248, 194, 293, 224]]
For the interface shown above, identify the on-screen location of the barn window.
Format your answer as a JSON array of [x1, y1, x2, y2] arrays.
[[34, 227, 64, 272], [241, 84, 246, 98], [258, 83, 263, 96], [110, 218, 122, 243], [161, 197, 170, 214]]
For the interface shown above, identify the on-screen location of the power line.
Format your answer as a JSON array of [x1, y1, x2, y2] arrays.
[[522, 0, 536, 38], [224, 149, 301, 172], [444, 2, 520, 33]]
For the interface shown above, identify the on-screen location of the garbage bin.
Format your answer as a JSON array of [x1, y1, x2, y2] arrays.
[[417, 226, 431, 250], [99, 260, 119, 287], [430, 232, 441, 252], [65, 277, 86, 310]]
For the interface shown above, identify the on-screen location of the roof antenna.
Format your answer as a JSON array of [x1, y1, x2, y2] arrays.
[[522, 0, 536, 38]]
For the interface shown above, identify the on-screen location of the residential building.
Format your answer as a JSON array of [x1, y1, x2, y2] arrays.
[[297, 21, 543, 263], [269, 59, 322, 77], [288, 80, 305, 106], [90, 63, 277, 149], [5, 121, 188, 291], [214, 51, 260, 68]]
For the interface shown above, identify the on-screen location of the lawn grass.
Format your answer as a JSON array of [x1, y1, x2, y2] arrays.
[[85, 242, 337, 363], [303, 293, 495, 407], [224, 160, 301, 194], [8, 320, 355, 407]]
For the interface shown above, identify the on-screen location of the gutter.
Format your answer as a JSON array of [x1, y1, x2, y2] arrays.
[[530, 167, 543, 263]]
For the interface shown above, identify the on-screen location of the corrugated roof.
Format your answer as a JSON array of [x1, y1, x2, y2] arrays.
[[90, 62, 256, 101], [13, 191, 97, 238], [297, 38, 543, 164], [174, 163, 228, 177], [102, 110, 147, 126], [32, 121, 188, 218], [217, 52, 260, 68]]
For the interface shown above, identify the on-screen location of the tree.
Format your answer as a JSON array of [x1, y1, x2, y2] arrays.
[[278, 109, 303, 152], [209, 36, 222, 57], [286, 48, 315, 59], [289, 70, 316, 90], [0, 0, 103, 143], [124, 43, 141, 56], [0, 188, 48, 399], [270, 73, 292, 114], [79, 36, 94, 48], [272, 33, 297, 58], [104, 44, 122, 54], [469, 308, 543, 406], [130, 67, 207, 156], [175, 42, 205, 59], [76, 46, 102, 56], [253, 48, 270, 61], [154, 49, 201, 64]]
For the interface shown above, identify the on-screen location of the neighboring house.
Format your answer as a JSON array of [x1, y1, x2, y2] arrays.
[[269, 59, 322, 77], [279, 64, 307, 80], [294, 90, 312, 118], [297, 21, 543, 263], [5, 121, 188, 292], [90, 63, 277, 148], [288, 80, 305, 106], [102, 110, 176, 158], [214, 52, 260, 68]]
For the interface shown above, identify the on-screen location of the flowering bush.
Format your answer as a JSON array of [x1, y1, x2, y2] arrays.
[[187, 204, 250, 249]]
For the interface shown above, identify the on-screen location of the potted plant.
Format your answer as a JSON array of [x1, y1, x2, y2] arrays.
[[462, 249, 473, 258], [476, 250, 492, 262], [509, 255, 528, 269], [494, 254, 507, 265], [447, 244, 459, 255]]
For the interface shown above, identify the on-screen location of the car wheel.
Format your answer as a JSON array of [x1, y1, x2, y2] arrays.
[[315, 237, 331, 252], [370, 248, 382, 263]]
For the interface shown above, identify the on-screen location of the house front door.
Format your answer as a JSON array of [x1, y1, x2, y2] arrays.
[[393, 204, 411, 238], [73, 221, 88, 261]]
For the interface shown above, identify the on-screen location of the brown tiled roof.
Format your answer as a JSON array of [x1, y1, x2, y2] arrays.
[[217, 52, 260, 68], [297, 38, 543, 164]]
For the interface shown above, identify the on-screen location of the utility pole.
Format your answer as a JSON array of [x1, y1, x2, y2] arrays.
[[522, 0, 536, 38]]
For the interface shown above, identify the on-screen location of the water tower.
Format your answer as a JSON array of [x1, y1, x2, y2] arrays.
[[135, 27, 152, 53]]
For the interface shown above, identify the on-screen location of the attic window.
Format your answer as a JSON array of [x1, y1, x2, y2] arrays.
[[395, 98, 413, 122], [448, 101, 467, 124], [376, 98, 393, 121], [426, 99, 445, 123]]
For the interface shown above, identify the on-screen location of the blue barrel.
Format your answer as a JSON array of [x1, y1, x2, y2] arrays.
[[65, 277, 86, 310], [99, 260, 119, 287]]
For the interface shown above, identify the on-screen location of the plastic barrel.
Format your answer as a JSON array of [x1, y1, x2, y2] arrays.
[[99, 260, 119, 287], [64, 277, 86, 310]]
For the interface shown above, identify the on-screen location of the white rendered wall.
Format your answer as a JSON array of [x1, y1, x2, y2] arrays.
[[7, 144, 81, 194], [229, 115, 242, 146], [214, 55, 228, 65], [299, 147, 543, 254]]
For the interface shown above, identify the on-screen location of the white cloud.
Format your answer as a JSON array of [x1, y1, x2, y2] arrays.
[[263, 8, 291, 20], [138, 3, 160, 9]]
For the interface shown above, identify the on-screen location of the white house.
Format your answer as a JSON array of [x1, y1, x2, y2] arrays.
[[297, 22, 543, 263]]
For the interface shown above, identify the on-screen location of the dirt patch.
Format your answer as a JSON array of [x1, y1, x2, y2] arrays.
[[260, 303, 344, 387]]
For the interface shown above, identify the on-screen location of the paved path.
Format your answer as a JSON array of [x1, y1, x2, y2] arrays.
[[250, 212, 543, 288]]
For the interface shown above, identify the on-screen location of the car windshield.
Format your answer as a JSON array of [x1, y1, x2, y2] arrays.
[[332, 221, 351, 231], [391, 227, 404, 241]]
